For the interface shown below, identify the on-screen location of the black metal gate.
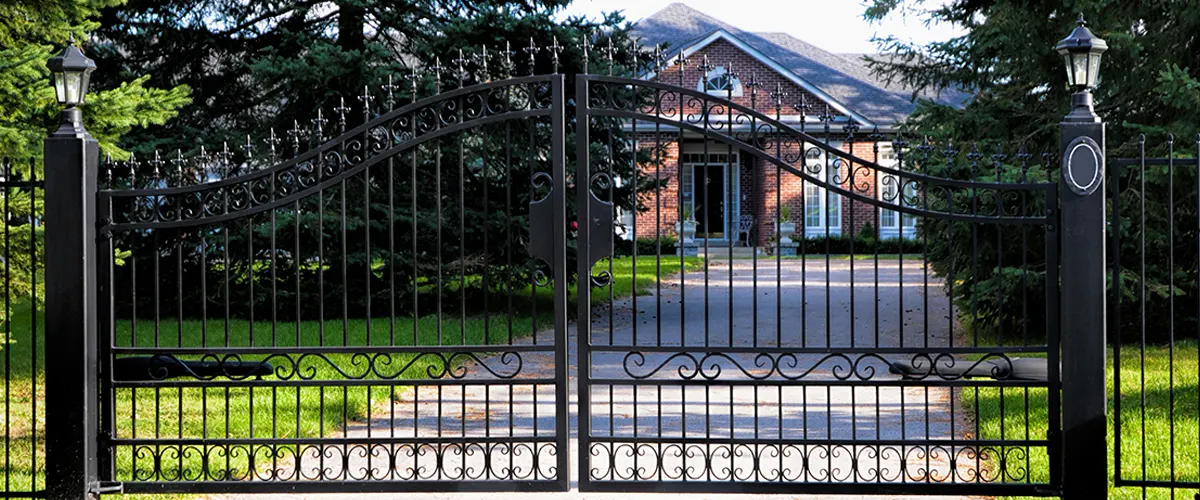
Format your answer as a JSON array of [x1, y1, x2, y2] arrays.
[[95, 74, 570, 493], [28, 33, 1122, 499], [574, 72, 1064, 495]]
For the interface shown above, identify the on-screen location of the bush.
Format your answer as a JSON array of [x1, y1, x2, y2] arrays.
[[800, 234, 923, 255], [616, 235, 678, 256]]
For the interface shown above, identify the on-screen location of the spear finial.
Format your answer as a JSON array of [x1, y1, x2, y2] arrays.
[[334, 97, 351, 132], [501, 41, 514, 76], [524, 37, 539, 75], [127, 152, 138, 186], [150, 150, 163, 181], [358, 85, 374, 119], [698, 54, 714, 77], [603, 36, 617, 75], [453, 48, 469, 86], [311, 108, 327, 142], [674, 49, 688, 68], [241, 134, 254, 169], [769, 82, 787, 113], [548, 36, 563, 74], [262, 127, 278, 157], [382, 75, 399, 111], [171, 149, 186, 184], [288, 119, 304, 154], [410, 66, 420, 103]]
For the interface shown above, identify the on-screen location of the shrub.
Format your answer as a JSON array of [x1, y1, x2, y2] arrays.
[[615, 235, 678, 256], [801, 234, 922, 255]]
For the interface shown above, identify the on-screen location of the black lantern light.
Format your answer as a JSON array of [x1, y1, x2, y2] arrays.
[[1055, 14, 1107, 92], [46, 35, 96, 108]]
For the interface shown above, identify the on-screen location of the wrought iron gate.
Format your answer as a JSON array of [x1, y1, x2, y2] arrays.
[[574, 72, 1063, 495], [28, 36, 1118, 498], [95, 74, 570, 493]]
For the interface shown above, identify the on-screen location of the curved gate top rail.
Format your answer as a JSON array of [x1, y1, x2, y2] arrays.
[[579, 74, 1056, 225], [99, 74, 559, 231]]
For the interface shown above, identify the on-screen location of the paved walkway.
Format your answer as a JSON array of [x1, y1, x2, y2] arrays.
[[221, 258, 989, 499]]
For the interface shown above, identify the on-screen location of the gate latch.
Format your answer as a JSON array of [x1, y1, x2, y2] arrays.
[[89, 481, 124, 497]]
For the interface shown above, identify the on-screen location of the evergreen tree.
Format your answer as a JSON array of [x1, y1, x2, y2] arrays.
[[0, 0, 189, 323], [96, 1, 650, 320], [864, 0, 1200, 340]]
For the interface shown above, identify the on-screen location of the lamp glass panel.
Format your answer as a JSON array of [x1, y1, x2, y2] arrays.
[[1087, 52, 1103, 88], [78, 71, 91, 104], [64, 72, 84, 104], [1072, 53, 1090, 88], [52, 73, 67, 103]]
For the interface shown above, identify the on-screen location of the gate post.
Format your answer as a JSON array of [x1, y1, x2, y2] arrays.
[[43, 42, 101, 500], [1056, 16, 1108, 500]]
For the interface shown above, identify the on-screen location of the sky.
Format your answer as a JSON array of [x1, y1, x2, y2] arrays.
[[556, 0, 965, 54]]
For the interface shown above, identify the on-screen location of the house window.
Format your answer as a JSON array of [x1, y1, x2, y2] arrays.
[[802, 147, 841, 236], [698, 67, 743, 96], [877, 146, 917, 238]]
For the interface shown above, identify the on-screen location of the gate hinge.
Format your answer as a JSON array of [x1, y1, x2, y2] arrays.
[[89, 481, 123, 497]]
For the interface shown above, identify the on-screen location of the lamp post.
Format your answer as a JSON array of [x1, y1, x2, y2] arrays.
[[44, 37, 102, 500], [46, 36, 97, 136], [1056, 14, 1108, 123], [1056, 14, 1107, 500]]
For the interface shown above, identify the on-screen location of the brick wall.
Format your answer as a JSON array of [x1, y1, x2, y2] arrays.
[[633, 136, 680, 239], [630, 37, 904, 247], [651, 38, 846, 119], [631, 137, 900, 246], [841, 140, 881, 238]]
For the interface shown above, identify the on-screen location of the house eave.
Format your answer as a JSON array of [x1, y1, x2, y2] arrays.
[[638, 29, 878, 129]]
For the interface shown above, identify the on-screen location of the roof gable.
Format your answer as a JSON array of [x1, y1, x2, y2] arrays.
[[631, 3, 969, 126], [654, 29, 875, 126]]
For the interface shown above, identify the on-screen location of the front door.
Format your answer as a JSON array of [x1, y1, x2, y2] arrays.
[[691, 164, 725, 238]]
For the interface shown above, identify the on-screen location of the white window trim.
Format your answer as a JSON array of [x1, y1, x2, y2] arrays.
[[876, 145, 918, 239], [802, 145, 842, 237], [697, 66, 744, 97]]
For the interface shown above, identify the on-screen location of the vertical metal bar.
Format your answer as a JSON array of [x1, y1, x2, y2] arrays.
[[3, 159, 10, 495], [574, 74, 593, 491], [549, 74, 569, 491], [1111, 138, 1123, 486], [1058, 90, 1105, 499], [44, 107, 102, 500], [97, 186, 114, 481], [1167, 135, 1176, 490]]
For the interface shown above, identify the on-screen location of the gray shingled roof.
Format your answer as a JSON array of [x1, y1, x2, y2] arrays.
[[631, 3, 968, 126]]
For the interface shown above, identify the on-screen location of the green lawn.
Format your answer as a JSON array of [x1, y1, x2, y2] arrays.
[[965, 342, 1199, 499], [0, 255, 701, 497]]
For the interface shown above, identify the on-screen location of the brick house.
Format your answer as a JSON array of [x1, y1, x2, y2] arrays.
[[626, 3, 967, 246]]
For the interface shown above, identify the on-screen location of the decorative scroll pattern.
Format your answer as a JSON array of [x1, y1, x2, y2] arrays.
[[103, 77, 554, 228], [585, 77, 1055, 222], [120, 442, 558, 482], [127, 351, 526, 381], [588, 442, 1033, 484], [621, 352, 1016, 381]]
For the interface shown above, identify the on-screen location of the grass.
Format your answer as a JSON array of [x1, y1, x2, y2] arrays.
[[964, 341, 1199, 499], [0, 255, 701, 497]]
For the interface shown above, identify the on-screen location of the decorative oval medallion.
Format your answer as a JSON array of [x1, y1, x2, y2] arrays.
[[1064, 136, 1103, 196]]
